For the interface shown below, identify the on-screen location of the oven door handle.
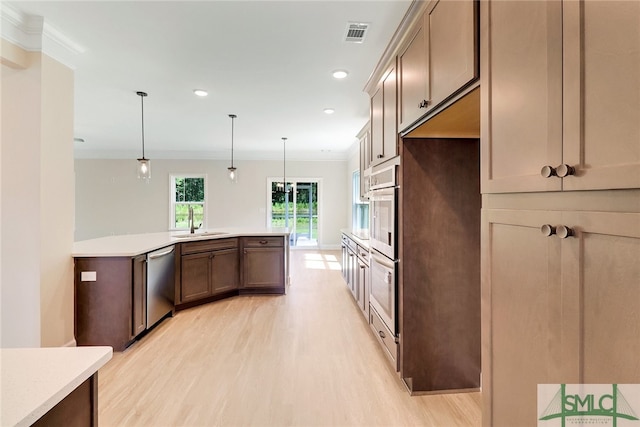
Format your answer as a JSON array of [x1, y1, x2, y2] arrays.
[[371, 252, 396, 269]]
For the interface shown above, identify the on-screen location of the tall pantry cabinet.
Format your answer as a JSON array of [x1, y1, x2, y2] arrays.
[[481, 1, 640, 426]]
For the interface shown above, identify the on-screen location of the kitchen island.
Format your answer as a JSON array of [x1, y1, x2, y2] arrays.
[[0, 346, 112, 427], [73, 228, 289, 350]]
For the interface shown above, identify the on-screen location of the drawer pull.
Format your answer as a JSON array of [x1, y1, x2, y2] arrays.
[[540, 224, 556, 237], [259, 240, 268, 245], [557, 225, 574, 239], [378, 330, 386, 339], [540, 165, 557, 178], [556, 164, 576, 177]]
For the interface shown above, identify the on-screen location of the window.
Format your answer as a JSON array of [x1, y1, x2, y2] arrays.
[[170, 174, 206, 230], [352, 170, 369, 231]]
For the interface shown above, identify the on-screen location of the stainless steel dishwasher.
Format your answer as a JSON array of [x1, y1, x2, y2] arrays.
[[146, 245, 175, 329]]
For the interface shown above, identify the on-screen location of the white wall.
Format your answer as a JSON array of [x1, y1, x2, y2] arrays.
[[75, 158, 350, 248], [1, 44, 75, 348]]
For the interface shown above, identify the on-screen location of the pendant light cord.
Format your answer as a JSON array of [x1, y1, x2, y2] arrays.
[[137, 91, 148, 159], [282, 137, 287, 193], [229, 114, 236, 168]]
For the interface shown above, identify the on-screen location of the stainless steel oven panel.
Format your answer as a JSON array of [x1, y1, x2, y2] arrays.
[[369, 186, 396, 260], [369, 249, 397, 335]]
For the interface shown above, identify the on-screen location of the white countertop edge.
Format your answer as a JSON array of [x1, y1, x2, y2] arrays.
[[72, 228, 290, 258], [1, 346, 113, 427]]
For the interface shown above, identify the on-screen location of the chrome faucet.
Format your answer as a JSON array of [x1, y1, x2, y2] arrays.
[[188, 206, 198, 234]]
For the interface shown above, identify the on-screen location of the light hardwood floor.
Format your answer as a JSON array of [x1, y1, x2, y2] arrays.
[[98, 250, 481, 426]]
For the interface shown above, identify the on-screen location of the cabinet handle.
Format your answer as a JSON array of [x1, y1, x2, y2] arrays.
[[556, 225, 574, 239], [259, 240, 268, 245], [377, 154, 384, 159], [540, 165, 557, 178], [556, 164, 576, 178], [378, 330, 386, 339], [541, 164, 576, 178], [418, 99, 430, 109], [540, 224, 556, 237]]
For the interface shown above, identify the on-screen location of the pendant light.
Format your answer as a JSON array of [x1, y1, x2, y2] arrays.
[[136, 91, 151, 181], [228, 114, 237, 182]]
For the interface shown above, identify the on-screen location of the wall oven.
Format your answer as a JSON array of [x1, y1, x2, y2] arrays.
[[368, 164, 398, 336], [369, 165, 397, 260], [370, 249, 397, 335]]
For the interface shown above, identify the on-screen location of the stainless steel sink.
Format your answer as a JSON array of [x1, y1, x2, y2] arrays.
[[172, 231, 228, 239]]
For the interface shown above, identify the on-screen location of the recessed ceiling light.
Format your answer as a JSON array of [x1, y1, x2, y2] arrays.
[[332, 70, 348, 79], [193, 89, 208, 97], [324, 108, 335, 114]]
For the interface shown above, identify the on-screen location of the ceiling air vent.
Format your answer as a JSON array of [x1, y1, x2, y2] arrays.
[[344, 22, 369, 43]]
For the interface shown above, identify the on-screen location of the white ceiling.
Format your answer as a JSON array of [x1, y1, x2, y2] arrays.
[[5, 1, 411, 161]]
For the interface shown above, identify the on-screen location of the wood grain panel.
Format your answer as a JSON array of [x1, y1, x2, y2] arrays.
[[400, 137, 481, 393]]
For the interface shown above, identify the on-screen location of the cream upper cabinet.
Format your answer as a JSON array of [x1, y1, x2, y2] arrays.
[[428, 0, 477, 112], [398, 0, 478, 132], [371, 61, 398, 167], [481, 0, 563, 193], [482, 0, 640, 194], [370, 87, 383, 167], [482, 208, 640, 426], [398, 14, 428, 131], [562, 1, 640, 191]]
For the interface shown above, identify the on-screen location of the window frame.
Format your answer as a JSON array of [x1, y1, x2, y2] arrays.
[[352, 169, 369, 231], [169, 173, 207, 231]]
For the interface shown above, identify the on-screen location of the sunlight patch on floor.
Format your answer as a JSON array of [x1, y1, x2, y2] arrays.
[[303, 253, 341, 270]]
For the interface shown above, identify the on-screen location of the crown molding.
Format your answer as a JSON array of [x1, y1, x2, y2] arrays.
[[1, 3, 84, 69], [363, 0, 429, 95]]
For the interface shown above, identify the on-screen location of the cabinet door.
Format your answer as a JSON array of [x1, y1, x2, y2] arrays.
[[132, 255, 146, 337], [482, 209, 569, 427], [562, 1, 640, 191], [428, 0, 477, 109], [382, 61, 398, 164], [398, 14, 428, 131], [357, 258, 368, 316], [561, 211, 640, 383], [210, 248, 239, 295], [483, 209, 640, 426], [242, 247, 284, 288], [180, 252, 211, 302], [370, 87, 384, 165], [480, 0, 563, 193]]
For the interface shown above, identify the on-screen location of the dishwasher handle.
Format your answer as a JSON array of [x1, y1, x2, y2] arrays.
[[148, 246, 175, 259]]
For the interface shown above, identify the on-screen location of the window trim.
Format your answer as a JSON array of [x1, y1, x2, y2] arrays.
[[169, 173, 207, 231]]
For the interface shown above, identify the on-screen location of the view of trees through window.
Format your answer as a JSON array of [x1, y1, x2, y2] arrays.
[[172, 176, 205, 229], [270, 181, 318, 246]]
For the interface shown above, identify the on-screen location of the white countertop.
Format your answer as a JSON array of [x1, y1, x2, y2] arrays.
[[72, 227, 290, 257], [0, 346, 113, 427], [340, 228, 370, 249]]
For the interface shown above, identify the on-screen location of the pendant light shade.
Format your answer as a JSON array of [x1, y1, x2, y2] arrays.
[[228, 114, 237, 182], [136, 91, 151, 181]]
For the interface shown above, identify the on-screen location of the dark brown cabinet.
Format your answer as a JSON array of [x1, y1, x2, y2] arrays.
[[178, 238, 239, 305], [241, 236, 285, 292], [132, 254, 147, 336], [75, 257, 140, 351]]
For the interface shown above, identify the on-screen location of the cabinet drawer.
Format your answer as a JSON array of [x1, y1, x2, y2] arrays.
[[181, 238, 238, 255], [370, 307, 398, 371], [243, 236, 284, 248]]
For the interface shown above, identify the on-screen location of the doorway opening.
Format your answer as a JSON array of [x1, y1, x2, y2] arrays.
[[268, 178, 320, 248]]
